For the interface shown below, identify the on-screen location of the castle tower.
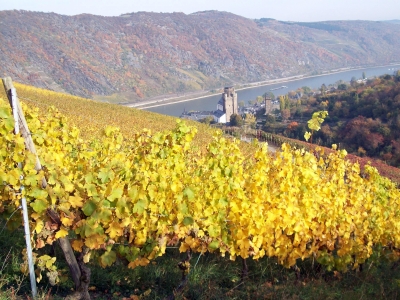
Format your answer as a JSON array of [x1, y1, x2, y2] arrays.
[[264, 96, 273, 115], [223, 87, 238, 123]]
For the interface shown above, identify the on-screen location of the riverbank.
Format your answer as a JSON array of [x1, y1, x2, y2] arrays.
[[126, 62, 400, 110]]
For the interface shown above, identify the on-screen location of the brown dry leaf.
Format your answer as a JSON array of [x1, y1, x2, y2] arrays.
[[46, 235, 56, 245], [36, 238, 45, 249], [333, 271, 342, 280]]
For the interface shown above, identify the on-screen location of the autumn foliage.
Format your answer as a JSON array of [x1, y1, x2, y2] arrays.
[[1, 94, 400, 298]]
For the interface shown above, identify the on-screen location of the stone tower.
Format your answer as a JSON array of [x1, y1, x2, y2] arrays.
[[223, 87, 238, 123], [264, 96, 273, 115]]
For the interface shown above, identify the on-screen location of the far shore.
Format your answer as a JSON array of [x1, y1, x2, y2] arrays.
[[126, 63, 400, 110]]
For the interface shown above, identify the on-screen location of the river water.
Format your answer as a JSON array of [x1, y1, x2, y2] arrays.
[[146, 65, 400, 117]]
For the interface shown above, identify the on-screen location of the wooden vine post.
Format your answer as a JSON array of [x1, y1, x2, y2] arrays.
[[2, 77, 37, 298], [1, 77, 91, 300]]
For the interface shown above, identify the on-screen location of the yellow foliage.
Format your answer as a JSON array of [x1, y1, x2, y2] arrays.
[[1, 89, 400, 275]]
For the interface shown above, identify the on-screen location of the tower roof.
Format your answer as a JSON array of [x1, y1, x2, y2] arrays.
[[214, 110, 226, 118]]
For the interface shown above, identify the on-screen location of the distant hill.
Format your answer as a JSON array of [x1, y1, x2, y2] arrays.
[[1, 10, 400, 102], [383, 19, 400, 25]]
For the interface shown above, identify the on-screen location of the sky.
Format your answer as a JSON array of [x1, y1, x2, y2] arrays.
[[0, 0, 399, 22]]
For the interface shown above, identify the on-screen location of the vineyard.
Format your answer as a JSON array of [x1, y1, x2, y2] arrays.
[[0, 83, 257, 155], [259, 132, 400, 185], [1, 81, 400, 299]]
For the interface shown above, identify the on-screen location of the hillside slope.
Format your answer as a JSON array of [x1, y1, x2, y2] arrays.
[[0, 81, 259, 154], [1, 10, 400, 101]]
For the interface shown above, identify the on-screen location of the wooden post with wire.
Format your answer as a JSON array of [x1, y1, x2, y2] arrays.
[[1, 77, 90, 299], [1, 77, 37, 298]]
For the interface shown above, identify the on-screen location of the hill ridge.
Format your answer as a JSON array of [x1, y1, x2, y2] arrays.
[[1, 10, 400, 102]]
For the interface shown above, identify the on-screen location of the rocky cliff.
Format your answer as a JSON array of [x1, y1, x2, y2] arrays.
[[1, 10, 400, 101]]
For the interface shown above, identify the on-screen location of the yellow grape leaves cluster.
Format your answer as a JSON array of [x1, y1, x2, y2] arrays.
[[1, 96, 400, 274], [12, 82, 221, 153]]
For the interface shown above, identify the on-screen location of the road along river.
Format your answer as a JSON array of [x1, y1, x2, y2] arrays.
[[144, 64, 400, 117]]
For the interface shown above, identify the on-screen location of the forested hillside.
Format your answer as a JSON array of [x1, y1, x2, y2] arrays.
[[281, 73, 400, 167], [1, 10, 400, 102]]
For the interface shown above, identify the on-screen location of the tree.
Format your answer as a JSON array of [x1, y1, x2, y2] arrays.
[[279, 95, 290, 111], [321, 124, 334, 145], [255, 107, 266, 118], [288, 91, 297, 99], [321, 84, 327, 94], [238, 101, 245, 108], [256, 96, 264, 103], [279, 96, 285, 111], [302, 86, 311, 94], [285, 121, 298, 138], [265, 114, 276, 124], [199, 116, 214, 125], [341, 116, 385, 155], [287, 121, 298, 131], [264, 92, 275, 100], [243, 113, 256, 128], [230, 113, 243, 127], [350, 76, 357, 87], [362, 71, 366, 79], [304, 110, 328, 143], [285, 95, 290, 109], [281, 109, 291, 121], [269, 92, 275, 100]]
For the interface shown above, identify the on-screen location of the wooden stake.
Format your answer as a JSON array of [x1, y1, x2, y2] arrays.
[[1, 77, 88, 299], [1, 77, 37, 298]]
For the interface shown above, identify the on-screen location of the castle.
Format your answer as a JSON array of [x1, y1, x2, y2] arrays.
[[180, 87, 238, 124], [213, 87, 238, 123], [264, 95, 273, 115]]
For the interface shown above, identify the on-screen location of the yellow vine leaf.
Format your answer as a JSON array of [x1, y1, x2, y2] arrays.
[[106, 221, 124, 239], [55, 227, 69, 239], [128, 257, 150, 269], [69, 193, 84, 208], [83, 251, 91, 263], [72, 239, 84, 252], [35, 220, 44, 234], [61, 216, 74, 227]]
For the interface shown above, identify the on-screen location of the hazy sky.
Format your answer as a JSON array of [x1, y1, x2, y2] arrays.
[[1, 0, 399, 22]]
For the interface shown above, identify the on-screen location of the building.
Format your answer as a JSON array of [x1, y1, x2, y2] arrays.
[[180, 110, 215, 121], [213, 87, 238, 123], [264, 96, 273, 115], [180, 87, 239, 124], [213, 109, 226, 123]]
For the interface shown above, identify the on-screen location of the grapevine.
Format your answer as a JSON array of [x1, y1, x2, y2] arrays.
[[1, 95, 400, 296]]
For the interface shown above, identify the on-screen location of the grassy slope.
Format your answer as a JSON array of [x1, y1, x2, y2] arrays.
[[0, 82, 236, 153], [1, 83, 259, 165]]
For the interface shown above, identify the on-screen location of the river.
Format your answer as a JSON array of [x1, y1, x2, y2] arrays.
[[145, 65, 400, 117]]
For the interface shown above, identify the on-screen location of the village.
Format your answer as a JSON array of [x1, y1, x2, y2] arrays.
[[180, 86, 280, 125]]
